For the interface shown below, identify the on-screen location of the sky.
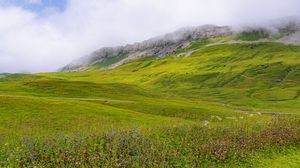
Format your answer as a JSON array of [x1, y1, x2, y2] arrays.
[[0, 0, 299, 73]]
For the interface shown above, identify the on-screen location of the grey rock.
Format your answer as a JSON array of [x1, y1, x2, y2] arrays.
[[61, 25, 232, 72]]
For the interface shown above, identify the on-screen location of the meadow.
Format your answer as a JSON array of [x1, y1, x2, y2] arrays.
[[0, 41, 299, 167]]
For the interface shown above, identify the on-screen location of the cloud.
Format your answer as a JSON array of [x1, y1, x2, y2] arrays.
[[0, 0, 300, 73]]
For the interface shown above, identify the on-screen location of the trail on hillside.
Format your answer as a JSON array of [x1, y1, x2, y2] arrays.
[[179, 39, 300, 57], [1, 93, 293, 115], [0, 94, 134, 103], [209, 101, 295, 115]]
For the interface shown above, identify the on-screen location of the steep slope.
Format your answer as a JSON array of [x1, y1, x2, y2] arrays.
[[61, 25, 233, 71]]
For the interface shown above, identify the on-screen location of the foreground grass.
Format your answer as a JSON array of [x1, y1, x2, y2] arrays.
[[0, 116, 299, 167], [252, 147, 300, 168]]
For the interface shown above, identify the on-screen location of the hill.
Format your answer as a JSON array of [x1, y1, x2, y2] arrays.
[[1, 41, 299, 138], [47, 42, 300, 114]]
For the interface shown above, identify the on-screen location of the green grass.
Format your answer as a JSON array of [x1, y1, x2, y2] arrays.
[[89, 51, 129, 70], [37, 42, 300, 114], [0, 96, 199, 140], [234, 29, 270, 41], [1, 116, 299, 167], [252, 147, 300, 168], [0, 41, 299, 167]]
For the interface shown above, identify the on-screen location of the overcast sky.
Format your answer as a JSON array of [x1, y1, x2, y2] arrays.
[[0, 0, 299, 73]]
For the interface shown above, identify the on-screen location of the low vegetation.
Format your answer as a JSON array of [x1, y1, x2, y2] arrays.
[[234, 28, 271, 41], [1, 116, 299, 167]]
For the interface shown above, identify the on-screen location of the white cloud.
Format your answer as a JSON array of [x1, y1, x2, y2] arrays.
[[0, 0, 299, 73]]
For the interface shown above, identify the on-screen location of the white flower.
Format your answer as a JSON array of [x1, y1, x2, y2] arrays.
[[204, 120, 209, 126]]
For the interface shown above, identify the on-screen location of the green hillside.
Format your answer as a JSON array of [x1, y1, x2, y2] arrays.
[[40, 42, 300, 113], [0, 41, 299, 167]]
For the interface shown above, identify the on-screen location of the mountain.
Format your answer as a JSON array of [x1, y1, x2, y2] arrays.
[[61, 25, 232, 71], [61, 18, 300, 72]]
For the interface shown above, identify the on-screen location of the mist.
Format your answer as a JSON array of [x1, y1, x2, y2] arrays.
[[0, 0, 300, 73]]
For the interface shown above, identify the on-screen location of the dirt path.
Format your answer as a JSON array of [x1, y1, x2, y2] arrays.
[[206, 39, 273, 47], [178, 40, 274, 57], [234, 109, 294, 115], [209, 101, 294, 115], [0, 94, 134, 103]]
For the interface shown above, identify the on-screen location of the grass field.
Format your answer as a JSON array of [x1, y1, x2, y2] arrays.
[[0, 41, 299, 167]]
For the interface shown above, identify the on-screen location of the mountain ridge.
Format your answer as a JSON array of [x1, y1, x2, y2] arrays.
[[61, 25, 232, 72], [61, 18, 300, 72]]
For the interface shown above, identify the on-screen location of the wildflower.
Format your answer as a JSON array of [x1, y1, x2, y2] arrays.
[[204, 120, 209, 126], [216, 116, 222, 121]]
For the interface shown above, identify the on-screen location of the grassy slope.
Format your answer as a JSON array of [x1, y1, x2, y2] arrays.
[[0, 41, 300, 166], [0, 74, 236, 141], [0, 42, 298, 137], [252, 147, 300, 168], [40, 42, 300, 113]]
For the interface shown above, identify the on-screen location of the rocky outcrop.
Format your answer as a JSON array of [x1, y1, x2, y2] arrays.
[[61, 25, 232, 72], [278, 31, 300, 44], [61, 17, 300, 72]]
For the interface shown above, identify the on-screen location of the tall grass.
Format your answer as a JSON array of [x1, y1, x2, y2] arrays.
[[1, 116, 299, 167]]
